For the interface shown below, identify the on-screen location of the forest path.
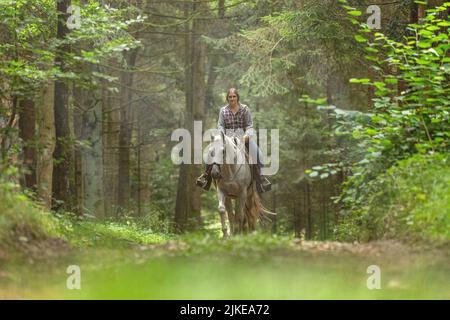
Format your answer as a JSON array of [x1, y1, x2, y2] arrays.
[[1, 236, 449, 299]]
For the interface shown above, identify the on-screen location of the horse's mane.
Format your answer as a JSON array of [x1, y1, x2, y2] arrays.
[[212, 133, 247, 164], [223, 134, 243, 152]]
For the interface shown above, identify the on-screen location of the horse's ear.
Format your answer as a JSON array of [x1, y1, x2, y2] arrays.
[[220, 130, 225, 142]]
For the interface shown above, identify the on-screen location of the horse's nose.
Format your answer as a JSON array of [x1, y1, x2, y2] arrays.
[[211, 165, 220, 179]]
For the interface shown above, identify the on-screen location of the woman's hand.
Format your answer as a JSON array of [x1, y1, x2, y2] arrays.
[[243, 135, 249, 143]]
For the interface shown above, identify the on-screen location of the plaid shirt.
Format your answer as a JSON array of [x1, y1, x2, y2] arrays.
[[217, 103, 254, 137]]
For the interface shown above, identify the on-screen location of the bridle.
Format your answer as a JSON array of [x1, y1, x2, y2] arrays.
[[211, 132, 245, 181]]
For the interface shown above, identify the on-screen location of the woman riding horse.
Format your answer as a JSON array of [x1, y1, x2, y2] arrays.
[[196, 88, 271, 193]]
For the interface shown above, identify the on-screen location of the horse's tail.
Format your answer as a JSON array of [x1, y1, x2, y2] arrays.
[[244, 182, 277, 231]]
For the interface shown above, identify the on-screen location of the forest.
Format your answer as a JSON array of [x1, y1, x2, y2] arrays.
[[0, 0, 449, 300]]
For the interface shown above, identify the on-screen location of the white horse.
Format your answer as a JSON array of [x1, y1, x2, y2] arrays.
[[207, 131, 274, 238]]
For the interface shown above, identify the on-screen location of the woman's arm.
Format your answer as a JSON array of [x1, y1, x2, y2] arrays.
[[217, 107, 225, 134], [243, 106, 254, 141]]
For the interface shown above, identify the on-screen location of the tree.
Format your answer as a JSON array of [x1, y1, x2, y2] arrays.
[[174, 0, 211, 231], [117, 48, 139, 213], [36, 83, 55, 209], [52, 0, 73, 210], [18, 98, 36, 189]]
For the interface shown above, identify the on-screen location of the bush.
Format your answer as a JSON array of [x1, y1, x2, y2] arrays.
[[335, 153, 450, 243], [331, 2, 450, 244]]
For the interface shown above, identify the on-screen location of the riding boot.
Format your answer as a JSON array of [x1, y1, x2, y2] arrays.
[[196, 164, 213, 191], [245, 139, 271, 193]]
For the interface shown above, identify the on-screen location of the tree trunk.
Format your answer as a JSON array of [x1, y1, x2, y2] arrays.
[[18, 99, 36, 189], [218, 0, 225, 18], [1, 97, 18, 162], [306, 182, 312, 239], [410, 2, 426, 23], [293, 199, 299, 238], [326, 74, 333, 105], [136, 125, 142, 217], [117, 49, 138, 213], [52, 0, 72, 210], [36, 83, 55, 209], [103, 77, 120, 216], [204, 0, 225, 111], [175, 164, 192, 232], [272, 190, 277, 234], [190, 0, 208, 221], [81, 92, 105, 218], [73, 94, 83, 215], [174, 0, 210, 231], [174, 4, 193, 231], [138, 136, 154, 217]]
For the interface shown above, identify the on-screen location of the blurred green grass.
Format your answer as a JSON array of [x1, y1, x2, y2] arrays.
[[0, 181, 448, 300], [3, 234, 448, 300]]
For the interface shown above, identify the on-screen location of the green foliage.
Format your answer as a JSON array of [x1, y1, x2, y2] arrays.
[[66, 1, 143, 87], [344, 2, 450, 162], [0, 169, 173, 255], [60, 217, 174, 248], [210, 0, 365, 99], [148, 157, 178, 220], [335, 153, 450, 243], [329, 2, 450, 242], [306, 106, 372, 180], [0, 0, 142, 99], [0, 176, 61, 248]]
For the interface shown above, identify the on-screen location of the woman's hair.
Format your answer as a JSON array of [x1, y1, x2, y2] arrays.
[[226, 88, 240, 103]]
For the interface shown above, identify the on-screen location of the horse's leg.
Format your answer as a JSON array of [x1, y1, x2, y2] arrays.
[[246, 189, 256, 232], [217, 188, 230, 239], [235, 190, 247, 234], [225, 197, 234, 236]]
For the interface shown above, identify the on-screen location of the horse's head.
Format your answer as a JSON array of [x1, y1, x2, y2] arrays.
[[207, 131, 245, 180], [208, 131, 226, 180]]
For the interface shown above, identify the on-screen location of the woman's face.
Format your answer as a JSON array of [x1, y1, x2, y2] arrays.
[[227, 91, 238, 106]]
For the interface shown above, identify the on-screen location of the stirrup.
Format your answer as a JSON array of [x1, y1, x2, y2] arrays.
[[196, 174, 211, 191], [258, 176, 271, 193], [196, 174, 206, 186]]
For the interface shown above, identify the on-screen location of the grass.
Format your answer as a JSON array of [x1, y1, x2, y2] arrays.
[[4, 233, 449, 300], [0, 178, 174, 261], [66, 256, 448, 299], [0, 171, 448, 300], [181, 232, 293, 257], [60, 218, 175, 248], [0, 181, 61, 249]]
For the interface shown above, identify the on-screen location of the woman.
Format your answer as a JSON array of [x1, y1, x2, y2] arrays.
[[196, 88, 271, 193]]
